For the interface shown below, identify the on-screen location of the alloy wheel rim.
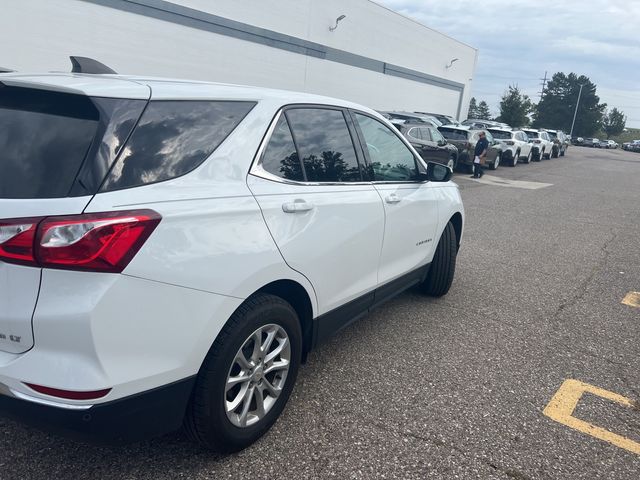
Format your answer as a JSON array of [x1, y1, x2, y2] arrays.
[[447, 156, 455, 169], [225, 324, 291, 428]]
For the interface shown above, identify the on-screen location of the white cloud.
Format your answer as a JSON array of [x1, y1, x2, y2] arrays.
[[373, 0, 640, 126]]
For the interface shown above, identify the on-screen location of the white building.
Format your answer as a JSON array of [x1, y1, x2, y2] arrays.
[[2, 0, 478, 119]]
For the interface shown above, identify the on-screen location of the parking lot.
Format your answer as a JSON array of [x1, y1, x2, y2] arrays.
[[1, 146, 638, 479]]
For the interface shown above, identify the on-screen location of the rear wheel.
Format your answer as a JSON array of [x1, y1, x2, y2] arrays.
[[510, 150, 519, 167], [490, 154, 500, 170], [523, 150, 532, 164], [184, 293, 302, 452], [447, 154, 456, 170], [421, 222, 457, 297]]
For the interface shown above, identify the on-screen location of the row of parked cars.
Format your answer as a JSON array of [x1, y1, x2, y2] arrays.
[[379, 112, 570, 172], [622, 140, 640, 152], [573, 137, 619, 149]]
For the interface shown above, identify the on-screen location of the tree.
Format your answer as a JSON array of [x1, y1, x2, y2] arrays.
[[533, 72, 606, 136], [476, 101, 491, 120], [602, 108, 626, 139], [498, 85, 533, 127], [468, 97, 478, 118]]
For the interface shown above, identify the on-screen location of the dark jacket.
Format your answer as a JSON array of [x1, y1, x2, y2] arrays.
[[474, 137, 489, 157]]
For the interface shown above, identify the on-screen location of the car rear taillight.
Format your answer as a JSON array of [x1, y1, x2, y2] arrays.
[[0, 210, 160, 273], [0, 219, 39, 266]]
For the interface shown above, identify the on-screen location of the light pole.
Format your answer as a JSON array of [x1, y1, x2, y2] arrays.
[[569, 84, 585, 138]]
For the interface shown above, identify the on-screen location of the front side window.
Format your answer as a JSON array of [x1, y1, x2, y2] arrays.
[[407, 127, 423, 141], [420, 128, 433, 141], [101, 100, 255, 191], [285, 108, 361, 183], [354, 113, 418, 182]]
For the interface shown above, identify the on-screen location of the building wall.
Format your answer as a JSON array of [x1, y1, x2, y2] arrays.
[[1, 0, 477, 118]]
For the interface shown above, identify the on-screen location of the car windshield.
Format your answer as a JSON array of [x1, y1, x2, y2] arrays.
[[438, 128, 468, 141], [547, 132, 558, 139], [524, 131, 539, 138], [488, 130, 512, 139]]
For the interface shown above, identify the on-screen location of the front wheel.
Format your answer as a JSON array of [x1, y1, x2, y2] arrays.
[[184, 293, 302, 452], [490, 154, 500, 170], [523, 150, 532, 164], [420, 222, 457, 296]]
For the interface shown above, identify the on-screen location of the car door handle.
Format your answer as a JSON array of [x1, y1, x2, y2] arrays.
[[282, 199, 314, 213], [385, 194, 401, 204]]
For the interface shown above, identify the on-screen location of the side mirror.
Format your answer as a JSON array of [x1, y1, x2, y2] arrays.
[[437, 139, 447, 147], [426, 162, 452, 182]]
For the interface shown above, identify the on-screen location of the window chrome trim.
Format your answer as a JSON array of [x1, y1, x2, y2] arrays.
[[249, 108, 373, 187]]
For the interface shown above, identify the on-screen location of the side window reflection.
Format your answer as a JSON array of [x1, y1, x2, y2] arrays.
[[354, 114, 418, 182], [285, 108, 361, 183]]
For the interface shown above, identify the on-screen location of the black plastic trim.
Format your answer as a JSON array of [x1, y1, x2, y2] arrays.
[[0, 376, 196, 444], [312, 263, 430, 347]]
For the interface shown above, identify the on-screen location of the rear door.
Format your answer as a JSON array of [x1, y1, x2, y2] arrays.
[[0, 84, 146, 353], [247, 106, 385, 318]]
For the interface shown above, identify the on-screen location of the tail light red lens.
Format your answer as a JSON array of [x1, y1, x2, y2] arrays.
[[0, 210, 160, 273], [0, 219, 39, 266]]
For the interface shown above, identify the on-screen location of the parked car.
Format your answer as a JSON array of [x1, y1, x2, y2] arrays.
[[0, 61, 465, 451], [438, 126, 503, 170], [600, 139, 618, 149], [591, 138, 602, 148], [462, 119, 510, 130], [622, 140, 640, 151], [487, 128, 534, 166], [415, 112, 460, 126], [393, 121, 459, 169], [544, 129, 568, 157], [379, 111, 441, 127], [523, 128, 554, 160]]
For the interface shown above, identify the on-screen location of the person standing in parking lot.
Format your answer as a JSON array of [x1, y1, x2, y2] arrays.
[[472, 131, 489, 178]]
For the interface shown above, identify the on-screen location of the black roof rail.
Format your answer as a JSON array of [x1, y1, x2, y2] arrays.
[[0, 67, 14, 73], [70, 56, 117, 74]]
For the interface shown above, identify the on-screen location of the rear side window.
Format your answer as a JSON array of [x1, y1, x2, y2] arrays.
[[0, 87, 99, 199], [261, 114, 303, 182], [101, 100, 255, 191], [285, 108, 361, 182]]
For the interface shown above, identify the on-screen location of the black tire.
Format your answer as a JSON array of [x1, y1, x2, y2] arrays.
[[447, 154, 457, 171], [523, 150, 532, 164], [509, 151, 518, 167], [420, 222, 457, 297], [489, 154, 500, 170], [184, 293, 302, 452]]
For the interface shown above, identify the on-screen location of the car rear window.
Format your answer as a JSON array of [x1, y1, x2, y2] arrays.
[[101, 100, 256, 192], [547, 132, 558, 139], [524, 131, 539, 138], [439, 128, 468, 141], [488, 130, 512, 139], [0, 86, 99, 199]]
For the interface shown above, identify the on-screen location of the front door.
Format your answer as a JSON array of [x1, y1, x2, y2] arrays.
[[351, 113, 439, 290]]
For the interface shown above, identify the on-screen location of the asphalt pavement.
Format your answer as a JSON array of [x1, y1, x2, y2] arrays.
[[1, 146, 639, 479]]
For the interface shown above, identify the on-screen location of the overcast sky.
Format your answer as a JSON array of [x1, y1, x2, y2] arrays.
[[375, 0, 640, 127]]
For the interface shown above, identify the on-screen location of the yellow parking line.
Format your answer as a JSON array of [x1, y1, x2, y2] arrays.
[[543, 379, 640, 455], [621, 291, 640, 308]]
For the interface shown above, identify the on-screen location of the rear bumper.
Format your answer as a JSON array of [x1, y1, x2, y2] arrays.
[[0, 377, 195, 444]]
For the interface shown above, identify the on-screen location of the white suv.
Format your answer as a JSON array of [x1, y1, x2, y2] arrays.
[[487, 128, 534, 166], [0, 63, 464, 451], [523, 128, 554, 160]]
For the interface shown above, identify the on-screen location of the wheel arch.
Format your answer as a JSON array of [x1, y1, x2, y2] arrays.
[[257, 280, 314, 362], [449, 212, 463, 252]]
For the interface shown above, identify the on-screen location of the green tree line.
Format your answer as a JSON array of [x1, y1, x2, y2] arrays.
[[467, 72, 626, 137]]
